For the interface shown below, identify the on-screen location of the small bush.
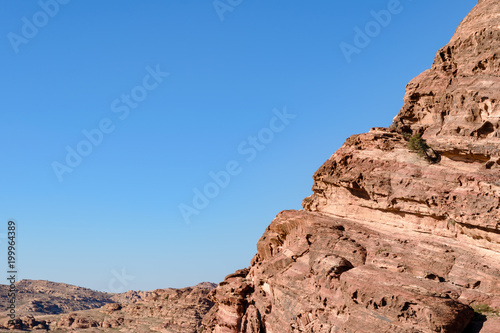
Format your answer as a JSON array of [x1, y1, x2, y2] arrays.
[[472, 303, 499, 316], [408, 133, 430, 157]]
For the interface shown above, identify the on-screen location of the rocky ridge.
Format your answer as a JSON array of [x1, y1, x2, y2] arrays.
[[52, 283, 216, 332], [0, 280, 117, 316], [202, 0, 500, 332], [0, 281, 216, 332]]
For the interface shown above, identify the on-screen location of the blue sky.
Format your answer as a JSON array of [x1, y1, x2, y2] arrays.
[[0, 0, 476, 292]]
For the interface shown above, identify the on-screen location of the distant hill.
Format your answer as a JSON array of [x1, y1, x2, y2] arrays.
[[0, 279, 217, 332], [0, 280, 116, 316]]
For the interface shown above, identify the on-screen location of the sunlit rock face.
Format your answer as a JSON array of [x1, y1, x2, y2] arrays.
[[202, 1, 500, 332]]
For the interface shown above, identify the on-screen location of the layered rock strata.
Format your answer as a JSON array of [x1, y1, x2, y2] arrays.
[[202, 0, 500, 332]]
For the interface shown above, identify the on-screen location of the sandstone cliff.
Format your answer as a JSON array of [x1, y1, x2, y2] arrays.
[[202, 0, 500, 332]]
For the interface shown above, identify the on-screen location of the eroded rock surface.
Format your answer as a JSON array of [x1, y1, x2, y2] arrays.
[[203, 211, 500, 332], [203, 0, 500, 331]]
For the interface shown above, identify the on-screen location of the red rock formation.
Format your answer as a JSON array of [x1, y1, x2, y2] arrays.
[[203, 0, 500, 332], [57, 313, 100, 329], [1, 315, 48, 330], [0, 283, 216, 332], [118, 285, 216, 332]]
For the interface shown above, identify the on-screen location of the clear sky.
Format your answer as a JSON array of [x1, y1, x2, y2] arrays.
[[0, 0, 476, 292]]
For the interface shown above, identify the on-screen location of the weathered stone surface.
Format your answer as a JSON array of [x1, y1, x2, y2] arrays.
[[203, 210, 499, 332], [1, 315, 48, 330], [57, 313, 100, 329], [203, 0, 500, 332], [305, 127, 500, 252], [119, 284, 216, 332]]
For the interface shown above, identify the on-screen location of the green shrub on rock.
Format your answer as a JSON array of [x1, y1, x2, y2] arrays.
[[408, 133, 430, 157]]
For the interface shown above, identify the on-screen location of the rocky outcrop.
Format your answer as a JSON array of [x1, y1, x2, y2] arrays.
[[202, 0, 500, 332], [203, 210, 500, 332], [116, 284, 216, 332], [304, 126, 500, 253], [0, 315, 49, 330], [0, 279, 117, 316], [0, 282, 215, 332], [307, 0, 500, 252], [109, 289, 152, 304], [3, 283, 217, 332], [57, 313, 100, 329]]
